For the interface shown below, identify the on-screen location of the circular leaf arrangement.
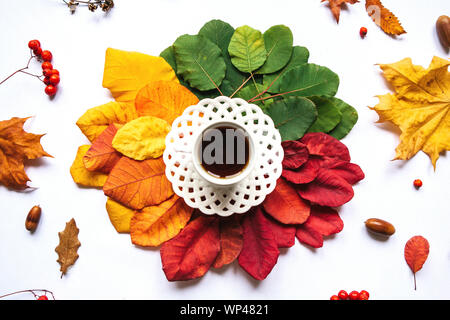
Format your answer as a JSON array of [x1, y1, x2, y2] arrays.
[[70, 20, 364, 281], [163, 96, 283, 216]]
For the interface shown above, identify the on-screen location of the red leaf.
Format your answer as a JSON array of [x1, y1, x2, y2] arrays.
[[300, 132, 350, 162], [263, 178, 310, 224], [83, 124, 121, 173], [160, 216, 220, 281], [213, 216, 243, 269], [281, 140, 309, 169], [262, 210, 296, 248], [282, 160, 319, 184], [297, 169, 354, 207], [304, 206, 343, 236], [322, 160, 364, 185], [238, 207, 279, 280], [296, 225, 323, 248], [404, 235, 430, 290]]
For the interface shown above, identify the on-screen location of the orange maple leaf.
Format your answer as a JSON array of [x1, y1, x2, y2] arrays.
[[322, 0, 359, 23], [0, 117, 51, 190]]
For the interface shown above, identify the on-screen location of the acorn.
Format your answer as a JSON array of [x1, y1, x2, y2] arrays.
[[436, 15, 450, 48], [365, 218, 395, 237], [25, 205, 42, 232]]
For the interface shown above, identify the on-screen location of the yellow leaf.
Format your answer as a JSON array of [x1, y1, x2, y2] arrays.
[[135, 81, 199, 125], [112, 116, 171, 160], [105, 198, 134, 233], [130, 195, 193, 247], [70, 145, 108, 187], [102, 48, 178, 102], [76, 101, 137, 142], [371, 56, 450, 168], [365, 0, 406, 35]]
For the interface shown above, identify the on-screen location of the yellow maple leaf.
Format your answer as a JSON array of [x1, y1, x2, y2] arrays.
[[112, 116, 171, 160], [105, 198, 134, 233], [130, 195, 193, 247], [76, 101, 138, 142], [371, 56, 450, 168], [70, 145, 108, 187], [102, 48, 179, 103]]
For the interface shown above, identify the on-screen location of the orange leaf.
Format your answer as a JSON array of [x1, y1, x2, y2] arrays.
[[160, 215, 220, 281], [83, 124, 122, 174], [321, 0, 359, 23], [404, 235, 430, 290], [365, 0, 406, 35], [103, 156, 173, 210], [213, 216, 243, 269], [0, 117, 51, 190], [135, 81, 199, 125], [262, 178, 310, 224], [130, 194, 193, 247]]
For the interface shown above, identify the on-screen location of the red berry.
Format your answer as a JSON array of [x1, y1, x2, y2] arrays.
[[33, 47, 43, 56], [330, 295, 340, 300], [42, 62, 53, 70], [349, 291, 360, 300], [37, 295, 48, 300], [28, 40, 40, 50], [45, 85, 57, 96], [413, 179, 423, 189], [43, 68, 53, 77], [49, 74, 60, 85], [338, 290, 348, 300], [360, 27, 368, 38], [41, 50, 52, 62], [44, 77, 51, 85], [50, 69, 60, 76], [359, 290, 370, 300]]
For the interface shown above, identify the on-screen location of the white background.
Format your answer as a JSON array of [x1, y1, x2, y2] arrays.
[[0, 0, 449, 300]]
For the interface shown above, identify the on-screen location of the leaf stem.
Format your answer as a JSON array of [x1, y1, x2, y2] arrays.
[[249, 71, 283, 102], [0, 289, 55, 300], [229, 73, 253, 98], [414, 273, 417, 291]]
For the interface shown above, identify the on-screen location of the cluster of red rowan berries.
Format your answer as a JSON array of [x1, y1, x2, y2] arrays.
[[330, 290, 370, 300], [28, 40, 60, 96]]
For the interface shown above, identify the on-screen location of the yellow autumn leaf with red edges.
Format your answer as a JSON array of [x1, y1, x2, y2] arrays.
[[105, 198, 134, 233], [371, 56, 450, 168], [102, 48, 179, 103], [112, 116, 171, 160], [130, 194, 193, 247], [135, 81, 199, 125], [76, 101, 138, 142], [70, 145, 108, 187]]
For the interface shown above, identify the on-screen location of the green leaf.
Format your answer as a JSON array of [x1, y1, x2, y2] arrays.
[[328, 98, 358, 140], [263, 46, 310, 92], [228, 26, 267, 73], [277, 63, 339, 97], [198, 19, 246, 90], [265, 97, 317, 141], [160, 46, 177, 71], [173, 34, 226, 91], [307, 96, 342, 133], [257, 25, 293, 74], [236, 83, 273, 109]]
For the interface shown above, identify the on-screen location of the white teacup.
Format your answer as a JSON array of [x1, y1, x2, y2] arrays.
[[192, 120, 255, 186]]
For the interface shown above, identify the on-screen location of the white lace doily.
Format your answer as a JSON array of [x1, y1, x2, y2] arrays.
[[163, 96, 283, 216]]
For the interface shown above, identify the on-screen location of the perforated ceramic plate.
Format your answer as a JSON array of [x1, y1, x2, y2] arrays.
[[163, 96, 283, 216]]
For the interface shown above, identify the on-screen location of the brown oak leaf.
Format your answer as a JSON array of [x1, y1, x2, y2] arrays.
[[0, 117, 51, 190], [322, 0, 359, 23], [55, 218, 81, 277]]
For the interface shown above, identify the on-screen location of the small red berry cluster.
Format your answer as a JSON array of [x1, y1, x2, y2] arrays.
[[330, 290, 370, 300], [28, 40, 60, 96]]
